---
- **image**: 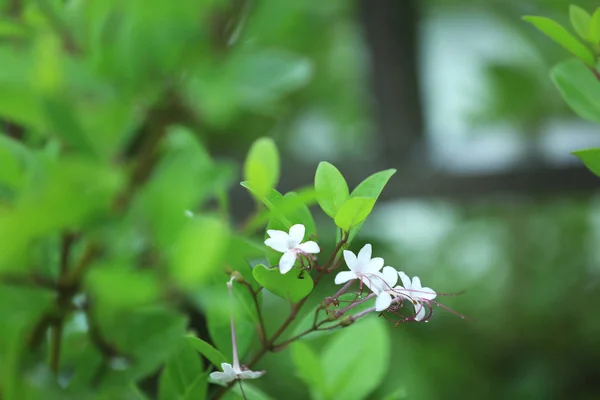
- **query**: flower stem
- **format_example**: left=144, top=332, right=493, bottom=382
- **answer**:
left=227, top=278, right=240, bottom=371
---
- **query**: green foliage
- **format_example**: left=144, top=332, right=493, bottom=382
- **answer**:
left=244, top=137, right=280, bottom=201
left=550, top=59, right=600, bottom=123
left=589, top=8, right=600, bottom=44
left=290, top=342, right=326, bottom=399
left=569, top=5, right=591, bottom=41
left=572, top=148, right=600, bottom=176
left=186, top=335, right=229, bottom=368
left=334, top=197, right=375, bottom=232
left=315, top=162, right=349, bottom=218
left=252, top=264, right=314, bottom=303
left=523, top=16, right=596, bottom=67
left=158, top=338, right=207, bottom=400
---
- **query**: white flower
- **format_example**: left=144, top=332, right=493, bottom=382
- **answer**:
left=371, top=266, right=399, bottom=312
left=395, top=272, right=437, bottom=321
left=209, top=362, right=265, bottom=385
left=334, top=244, right=385, bottom=291
left=264, top=224, right=320, bottom=274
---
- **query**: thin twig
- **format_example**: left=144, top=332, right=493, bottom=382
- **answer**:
left=239, top=281, right=267, bottom=346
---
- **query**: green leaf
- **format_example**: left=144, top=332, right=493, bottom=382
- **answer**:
left=85, top=264, right=159, bottom=312
left=314, top=162, right=349, bottom=218
left=572, top=148, right=600, bottom=177
left=570, top=5, right=592, bottom=40
left=334, top=197, right=375, bottom=232
left=226, top=382, right=275, bottom=400
left=551, top=59, right=600, bottom=123
left=252, top=264, right=314, bottom=303
left=523, top=16, right=595, bottom=67
left=101, top=308, right=188, bottom=385
left=244, top=137, right=280, bottom=200
left=589, top=8, right=600, bottom=43
left=186, top=335, right=229, bottom=368
left=291, top=342, right=326, bottom=397
left=351, top=168, right=396, bottom=200
left=158, top=338, right=207, bottom=400
left=171, top=216, right=229, bottom=291
left=322, top=317, right=390, bottom=400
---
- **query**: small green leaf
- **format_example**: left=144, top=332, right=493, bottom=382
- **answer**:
left=570, top=5, right=592, bottom=40
left=186, top=335, right=229, bottom=368
left=322, top=317, right=390, bottom=400
left=158, top=338, right=206, bottom=400
left=252, top=264, right=314, bottom=303
left=314, top=162, right=349, bottom=218
left=172, top=216, right=229, bottom=290
left=523, top=16, right=596, bottom=67
left=334, top=197, right=375, bottom=232
left=244, top=137, right=280, bottom=200
left=551, top=59, right=600, bottom=123
left=573, top=148, right=600, bottom=177
left=589, top=8, right=600, bottom=43
left=228, top=382, right=275, bottom=400
left=291, top=342, right=326, bottom=396
left=351, top=168, right=396, bottom=199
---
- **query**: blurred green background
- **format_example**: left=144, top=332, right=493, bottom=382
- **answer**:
left=2, top=0, right=600, bottom=399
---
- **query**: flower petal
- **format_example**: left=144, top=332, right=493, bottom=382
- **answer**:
left=221, top=363, right=235, bottom=375
left=343, top=250, right=357, bottom=270
left=238, top=369, right=265, bottom=380
left=289, top=224, right=305, bottom=245
left=209, top=371, right=235, bottom=385
left=414, top=302, right=427, bottom=321
left=363, top=257, right=384, bottom=274
left=298, top=241, right=320, bottom=254
left=265, top=237, right=288, bottom=253
left=278, top=251, right=297, bottom=274
left=411, top=276, right=422, bottom=290
left=398, top=271, right=412, bottom=289
left=417, top=286, right=437, bottom=301
left=266, top=230, right=289, bottom=241
left=334, top=270, right=357, bottom=285
left=375, top=291, right=393, bottom=311
left=381, top=266, right=399, bottom=288
left=357, top=244, right=372, bottom=266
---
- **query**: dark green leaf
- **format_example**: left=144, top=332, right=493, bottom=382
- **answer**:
left=290, top=342, right=326, bottom=395
left=252, top=264, right=313, bottom=303
left=322, top=317, right=390, bottom=400
left=158, top=338, right=206, bottom=400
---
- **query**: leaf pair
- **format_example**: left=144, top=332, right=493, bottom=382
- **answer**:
left=314, top=162, right=396, bottom=232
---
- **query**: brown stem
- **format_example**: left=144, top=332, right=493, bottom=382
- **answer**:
left=49, top=321, right=63, bottom=374
left=239, top=281, right=267, bottom=346
left=324, top=230, right=349, bottom=272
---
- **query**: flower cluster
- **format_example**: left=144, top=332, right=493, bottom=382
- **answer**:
left=334, top=243, right=437, bottom=322
left=264, top=224, right=450, bottom=323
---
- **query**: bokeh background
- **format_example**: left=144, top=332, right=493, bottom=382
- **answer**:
left=3, top=0, right=600, bottom=399
left=221, top=0, right=600, bottom=399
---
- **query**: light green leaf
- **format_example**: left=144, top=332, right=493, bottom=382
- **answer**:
left=322, top=317, right=390, bottom=400
left=171, top=216, right=229, bottom=290
left=334, top=197, right=375, bottom=232
left=252, top=264, right=314, bottom=303
left=158, top=338, right=207, bottom=400
left=351, top=168, right=396, bottom=199
left=570, top=5, right=592, bottom=40
left=589, top=8, right=600, bottom=43
left=244, top=137, right=280, bottom=200
left=551, top=59, right=600, bottom=123
left=523, top=16, right=595, bottom=67
left=572, top=148, right=600, bottom=177
left=314, top=162, right=349, bottom=218
left=186, top=335, right=229, bottom=368
left=291, top=342, right=326, bottom=397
